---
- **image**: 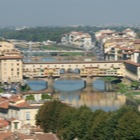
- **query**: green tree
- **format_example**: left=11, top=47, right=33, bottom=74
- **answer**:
left=117, top=83, right=129, bottom=94
left=61, top=106, right=94, bottom=140
left=21, top=84, right=31, bottom=92
left=41, top=94, right=52, bottom=100
left=36, top=100, right=73, bottom=133
left=26, top=95, right=35, bottom=101
left=85, top=110, right=111, bottom=140
left=115, top=110, right=140, bottom=140
left=0, top=88, right=3, bottom=93
left=131, top=81, right=139, bottom=90
left=103, top=106, right=138, bottom=140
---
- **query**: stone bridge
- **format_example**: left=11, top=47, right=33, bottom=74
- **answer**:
left=23, top=60, right=124, bottom=79
left=23, top=60, right=125, bottom=86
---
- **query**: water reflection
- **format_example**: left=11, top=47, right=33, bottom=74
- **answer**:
left=53, top=86, right=126, bottom=111
left=26, top=79, right=127, bottom=111
left=93, top=79, right=113, bottom=91
left=53, top=79, right=126, bottom=111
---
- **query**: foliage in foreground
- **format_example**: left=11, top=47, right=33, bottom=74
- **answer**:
left=36, top=100, right=140, bottom=140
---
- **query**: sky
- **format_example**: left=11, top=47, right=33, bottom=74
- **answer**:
left=0, top=0, right=140, bottom=26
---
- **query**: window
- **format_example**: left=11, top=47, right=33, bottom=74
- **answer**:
left=14, top=122, right=19, bottom=129
left=17, top=68, right=19, bottom=71
left=17, top=63, right=19, bottom=66
left=26, top=112, right=30, bottom=120
left=17, top=72, right=19, bottom=75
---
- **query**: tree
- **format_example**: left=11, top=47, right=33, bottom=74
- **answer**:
left=21, top=84, right=31, bottom=92
left=36, top=100, right=73, bottom=133
left=131, top=81, right=139, bottom=90
left=61, top=106, right=94, bottom=140
left=41, top=93, right=52, bottom=100
left=117, top=83, right=129, bottom=94
left=103, top=106, right=139, bottom=140
left=26, top=95, right=35, bottom=101
left=115, top=110, right=140, bottom=140
left=36, top=100, right=140, bottom=140
left=86, top=110, right=111, bottom=140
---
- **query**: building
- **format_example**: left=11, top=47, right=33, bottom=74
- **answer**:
left=0, top=131, right=59, bottom=140
left=0, top=40, right=140, bottom=82
left=61, top=31, right=92, bottom=49
left=0, top=95, right=40, bottom=129
left=0, top=41, right=23, bottom=83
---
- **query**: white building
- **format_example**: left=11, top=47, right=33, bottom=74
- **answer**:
left=61, top=31, right=92, bottom=49
left=0, top=95, right=40, bottom=129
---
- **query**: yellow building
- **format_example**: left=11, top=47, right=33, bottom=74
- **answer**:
left=0, top=41, right=23, bottom=82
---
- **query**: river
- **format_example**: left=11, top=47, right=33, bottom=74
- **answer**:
left=26, top=79, right=127, bottom=111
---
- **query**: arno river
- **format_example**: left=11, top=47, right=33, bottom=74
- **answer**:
left=27, top=79, right=127, bottom=111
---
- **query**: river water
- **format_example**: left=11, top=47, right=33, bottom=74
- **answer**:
left=26, top=79, right=127, bottom=111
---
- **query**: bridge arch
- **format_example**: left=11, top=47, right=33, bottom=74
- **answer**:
left=73, top=68, right=81, bottom=74
left=60, top=68, right=66, bottom=74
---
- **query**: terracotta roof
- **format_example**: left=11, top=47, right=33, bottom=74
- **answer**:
left=10, top=97, right=24, bottom=103
left=0, top=56, right=22, bottom=59
left=133, top=50, right=140, bottom=53
left=121, top=48, right=134, bottom=51
left=124, top=60, right=140, bottom=67
left=0, top=101, right=9, bottom=109
left=0, top=131, right=12, bottom=140
left=35, top=133, right=59, bottom=140
left=0, top=97, right=8, bottom=102
left=0, top=95, right=39, bottom=109
left=0, top=120, right=9, bottom=128
left=4, top=132, right=59, bottom=140
left=4, top=132, right=35, bottom=140
left=10, top=102, right=29, bottom=108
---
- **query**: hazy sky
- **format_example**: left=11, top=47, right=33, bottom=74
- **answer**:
left=0, top=0, right=140, bottom=26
